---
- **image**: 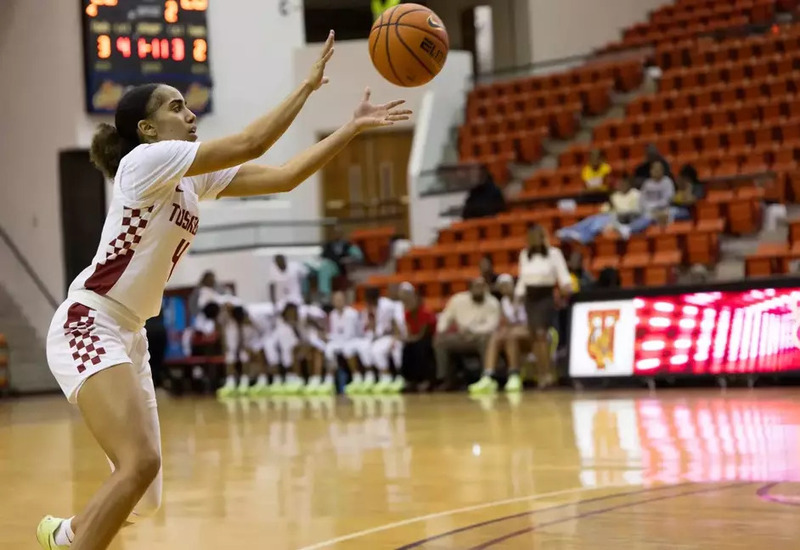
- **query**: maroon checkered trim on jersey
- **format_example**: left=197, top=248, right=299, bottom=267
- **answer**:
left=63, top=303, right=106, bottom=374
left=85, top=205, right=154, bottom=295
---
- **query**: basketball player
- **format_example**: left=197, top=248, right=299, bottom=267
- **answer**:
left=263, top=299, right=327, bottom=394
left=323, top=290, right=361, bottom=389
left=216, top=302, right=274, bottom=398
left=346, top=288, right=406, bottom=394
left=37, top=30, right=411, bottom=549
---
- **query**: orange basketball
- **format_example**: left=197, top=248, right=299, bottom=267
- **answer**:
left=369, top=3, right=449, bottom=87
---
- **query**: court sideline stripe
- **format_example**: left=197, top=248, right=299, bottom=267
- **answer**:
left=466, top=481, right=750, bottom=549
left=297, top=483, right=655, bottom=550
left=396, top=482, right=699, bottom=549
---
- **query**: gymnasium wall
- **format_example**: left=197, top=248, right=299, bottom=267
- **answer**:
left=527, top=0, right=672, bottom=62
left=426, top=0, right=532, bottom=71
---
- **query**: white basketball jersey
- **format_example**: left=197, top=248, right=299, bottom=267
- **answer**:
left=327, top=306, right=360, bottom=341
left=246, top=302, right=277, bottom=335
left=501, top=296, right=526, bottom=324
left=363, top=297, right=405, bottom=337
left=68, top=141, right=239, bottom=327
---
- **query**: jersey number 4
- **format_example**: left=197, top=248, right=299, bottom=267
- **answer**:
left=169, top=239, right=191, bottom=280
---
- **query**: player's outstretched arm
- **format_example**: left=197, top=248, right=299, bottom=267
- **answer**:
left=185, top=31, right=336, bottom=178
left=218, top=88, right=411, bottom=198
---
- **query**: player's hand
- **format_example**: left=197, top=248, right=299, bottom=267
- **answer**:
left=307, top=30, right=335, bottom=91
left=352, top=88, right=412, bottom=130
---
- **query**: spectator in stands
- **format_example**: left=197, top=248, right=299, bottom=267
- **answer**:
left=582, top=149, right=612, bottom=192
left=515, top=224, right=572, bottom=388
left=687, top=264, right=710, bottom=284
left=317, top=227, right=364, bottom=301
left=268, top=254, right=308, bottom=308
left=346, top=287, right=406, bottom=394
left=462, top=166, right=506, bottom=220
left=400, top=286, right=437, bottom=392
left=390, top=232, right=413, bottom=264
left=479, top=254, right=501, bottom=300
left=634, top=144, right=671, bottom=186
left=556, top=175, right=642, bottom=244
left=596, top=267, right=621, bottom=289
left=671, top=164, right=703, bottom=221
left=469, top=274, right=528, bottom=394
left=434, top=277, right=500, bottom=390
left=567, top=250, right=594, bottom=292
left=637, top=160, right=675, bottom=234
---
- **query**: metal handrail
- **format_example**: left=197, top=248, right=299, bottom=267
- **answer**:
left=0, top=224, right=59, bottom=310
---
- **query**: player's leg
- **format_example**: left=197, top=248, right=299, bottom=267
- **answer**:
left=303, top=331, right=327, bottom=392
left=41, top=363, right=162, bottom=550
left=248, top=348, right=270, bottom=396
left=345, top=338, right=371, bottom=394
left=280, top=333, right=303, bottom=394
left=469, top=328, right=505, bottom=394
left=235, top=350, right=252, bottom=394
left=263, top=334, right=284, bottom=393
left=370, top=336, right=394, bottom=392
left=388, top=339, right=406, bottom=393
left=217, top=339, right=241, bottom=397
left=503, top=325, right=529, bottom=392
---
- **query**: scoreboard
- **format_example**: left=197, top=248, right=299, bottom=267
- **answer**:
left=81, top=0, right=213, bottom=114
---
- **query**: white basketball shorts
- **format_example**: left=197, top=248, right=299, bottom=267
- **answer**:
left=47, top=300, right=155, bottom=405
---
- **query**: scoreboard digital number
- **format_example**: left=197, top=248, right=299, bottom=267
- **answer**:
left=81, top=0, right=213, bottom=114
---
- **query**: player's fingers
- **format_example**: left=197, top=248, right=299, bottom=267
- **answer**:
left=322, top=47, right=335, bottom=64
left=320, top=30, right=335, bottom=57
left=363, top=87, right=371, bottom=102
left=385, top=114, right=410, bottom=122
left=388, top=109, right=413, bottom=116
left=380, top=99, right=406, bottom=110
left=321, top=76, right=330, bottom=86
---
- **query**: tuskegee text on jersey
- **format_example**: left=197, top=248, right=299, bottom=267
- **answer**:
left=168, top=203, right=199, bottom=235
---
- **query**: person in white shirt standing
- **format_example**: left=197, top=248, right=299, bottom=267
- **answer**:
left=469, top=274, right=529, bottom=393
left=323, top=290, right=361, bottom=391
left=37, top=30, right=412, bottom=550
left=516, top=224, right=572, bottom=389
left=345, top=288, right=406, bottom=394
left=268, top=254, right=308, bottom=310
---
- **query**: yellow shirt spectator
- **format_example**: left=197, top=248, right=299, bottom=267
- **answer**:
left=582, top=162, right=612, bottom=190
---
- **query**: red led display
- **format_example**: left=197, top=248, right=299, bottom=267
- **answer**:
left=633, top=288, right=800, bottom=375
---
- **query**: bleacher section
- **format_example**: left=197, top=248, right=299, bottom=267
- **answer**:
left=361, top=0, right=800, bottom=309
left=602, top=0, right=779, bottom=52
left=459, top=59, right=644, bottom=185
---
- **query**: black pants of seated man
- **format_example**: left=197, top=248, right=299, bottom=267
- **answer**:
left=401, top=335, right=435, bottom=391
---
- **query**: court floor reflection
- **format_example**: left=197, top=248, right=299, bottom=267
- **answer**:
left=1, top=389, right=800, bottom=548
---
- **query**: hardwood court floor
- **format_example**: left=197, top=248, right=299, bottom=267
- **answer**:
left=2, top=389, right=800, bottom=549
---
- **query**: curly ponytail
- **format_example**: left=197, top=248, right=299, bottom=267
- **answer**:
left=89, top=123, right=124, bottom=179
left=89, top=83, right=163, bottom=179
